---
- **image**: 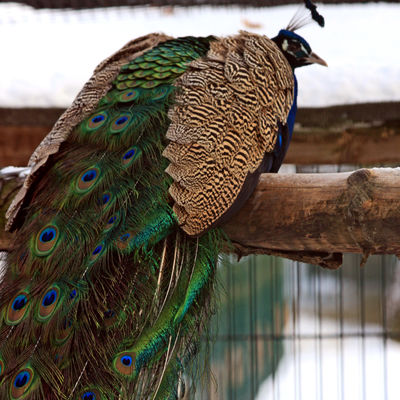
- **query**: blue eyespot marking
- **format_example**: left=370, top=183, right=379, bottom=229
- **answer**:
left=116, top=232, right=133, bottom=250
left=120, top=233, right=131, bottom=242
left=87, top=111, right=107, bottom=131
left=104, top=310, right=115, bottom=318
left=12, top=294, right=27, bottom=311
left=82, top=391, right=96, bottom=400
left=126, top=91, right=134, bottom=97
left=121, top=355, right=132, bottom=366
left=119, top=89, right=140, bottom=102
left=42, top=289, right=57, bottom=307
left=39, top=227, right=56, bottom=243
left=122, top=146, right=140, bottom=166
left=105, top=212, right=119, bottom=231
left=102, top=193, right=110, bottom=204
left=92, top=115, right=105, bottom=124
left=92, top=245, right=103, bottom=255
left=14, top=370, right=30, bottom=388
left=70, top=289, right=77, bottom=299
left=77, top=167, right=100, bottom=193
left=81, top=169, right=97, bottom=183
left=123, top=149, right=135, bottom=160
left=107, top=216, right=117, bottom=225
left=38, top=287, right=60, bottom=321
left=110, top=113, right=131, bottom=134
left=116, top=116, right=128, bottom=125
left=35, top=225, right=59, bottom=256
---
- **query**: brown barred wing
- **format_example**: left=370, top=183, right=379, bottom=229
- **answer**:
left=163, top=31, right=294, bottom=236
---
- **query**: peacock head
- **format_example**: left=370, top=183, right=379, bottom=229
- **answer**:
left=273, top=0, right=327, bottom=69
left=273, top=29, right=327, bottom=69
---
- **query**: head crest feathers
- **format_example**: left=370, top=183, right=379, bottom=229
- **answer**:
left=286, top=0, right=325, bottom=32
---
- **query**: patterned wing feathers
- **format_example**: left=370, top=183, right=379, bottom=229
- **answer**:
left=164, top=32, right=294, bottom=236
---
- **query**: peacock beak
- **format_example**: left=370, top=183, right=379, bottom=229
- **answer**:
left=306, top=51, right=328, bottom=67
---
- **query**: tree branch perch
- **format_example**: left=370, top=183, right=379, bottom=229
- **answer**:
left=222, top=168, right=400, bottom=268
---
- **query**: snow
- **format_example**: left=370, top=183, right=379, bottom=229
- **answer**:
left=255, top=254, right=400, bottom=400
left=256, top=316, right=400, bottom=400
left=0, top=166, right=31, bottom=178
left=0, top=3, right=399, bottom=107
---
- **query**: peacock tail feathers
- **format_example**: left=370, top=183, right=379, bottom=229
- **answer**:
left=1, top=34, right=221, bottom=399
left=0, top=29, right=299, bottom=399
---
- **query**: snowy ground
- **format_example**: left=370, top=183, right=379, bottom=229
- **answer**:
left=256, top=316, right=400, bottom=400
left=255, top=254, right=400, bottom=400
left=0, top=2, right=399, bottom=107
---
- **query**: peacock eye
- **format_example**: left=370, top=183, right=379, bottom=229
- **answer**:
left=10, top=367, right=36, bottom=398
left=80, top=388, right=103, bottom=400
left=288, top=41, right=301, bottom=52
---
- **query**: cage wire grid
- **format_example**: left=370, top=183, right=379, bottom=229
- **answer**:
left=202, top=229, right=400, bottom=400
left=198, top=164, right=400, bottom=400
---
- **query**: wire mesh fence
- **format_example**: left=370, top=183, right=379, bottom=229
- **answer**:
left=203, top=225, right=400, bottom=400
left=199, top=164, right=400, bottom=400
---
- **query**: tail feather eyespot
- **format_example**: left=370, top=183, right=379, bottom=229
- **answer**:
left=118, top=89, right=141, bottom=103
left=113, top=351, right=136, bottom=376
left=79, top=388, right=105, bottom=400
left=37, top=285, right=61, bottom=322
left=104, top=212, right=120, bottom=232
left=89, top=242, right=106, bottom=263
left=34, top=225, right=60, bottom=256
left=10, top=367, right=36, bottom=399
left=6, top=292, right=30, bottom=325
left=122, top=146, right=141, bottom=168
left=85, top=111, right=108, bottom=132
left=109, top=113, right=132, bottom=134
left=76, top=168, right=101, bottom=193
left=115, top=231, right=134, bottom=250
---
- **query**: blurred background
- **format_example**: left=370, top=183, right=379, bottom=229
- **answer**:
left=0, top=1, right=400, bottom=399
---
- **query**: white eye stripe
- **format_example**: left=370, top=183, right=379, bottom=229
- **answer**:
left=300, top=43, right=308, bottom=54
left=282, top=38, right=310, bottom=57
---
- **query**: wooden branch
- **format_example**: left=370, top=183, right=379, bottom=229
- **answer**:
left=0, top=108, right=62, bottom=167
left=222, top=168, right=400, bottom=268
left=1, top=168, right=400, bottom=268
left=1, top=102, right=400, bottom=166
left=290, top=102, right=400, bottom=165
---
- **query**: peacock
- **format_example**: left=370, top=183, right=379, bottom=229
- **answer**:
left=0, top=1, right=327, bottom=399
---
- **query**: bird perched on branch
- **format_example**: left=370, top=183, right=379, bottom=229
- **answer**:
left=0, top=1, right=326, bottom=399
